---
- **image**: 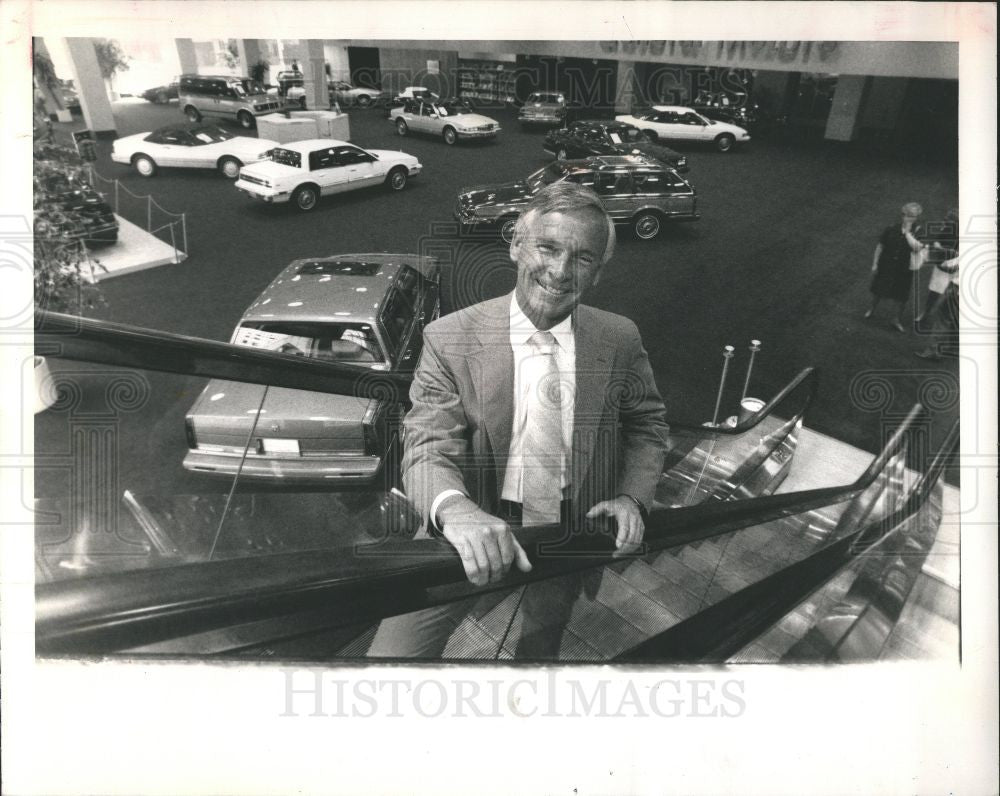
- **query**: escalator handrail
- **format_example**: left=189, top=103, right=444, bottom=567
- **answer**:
left=614, top=417, right=958, bottom=662
left=35, top=404, right=930, bottom=655
left=36, top=311, right=814, bottom=435
left=35, top=310, right=413, bottom=404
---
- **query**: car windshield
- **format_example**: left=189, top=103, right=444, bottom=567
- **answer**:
left=270, top=148, right=302, bottom=168
left=610, top=127, right=646, bottom=144
left=633, top=112, right=658, bottom=121
left=525, top=162, right=570, bottom=192
left=190, top=125, right=235, bottom=145
left=438, top=100, right=473, bottom=115
left=232, top=79, right=267, bottom=97
left=528, top=92, right=563, bottom=104
left=233, top=322, right=384, bottom=363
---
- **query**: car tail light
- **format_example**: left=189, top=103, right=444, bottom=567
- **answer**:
left=184, top=417, right=197, bottom=449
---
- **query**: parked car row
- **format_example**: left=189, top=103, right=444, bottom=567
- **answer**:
left=96, top=80, right=760, bottom=487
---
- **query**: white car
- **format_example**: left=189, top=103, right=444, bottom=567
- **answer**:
left=111, top=123, right=279, bottom=178
left=234, top=138, right=422, bottom=211
left=615, top=105, right=751, bottom=152
left=390, top=98, right=501, bottom=144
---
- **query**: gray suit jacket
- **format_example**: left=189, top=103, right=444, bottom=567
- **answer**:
left=402, top=294, right=668, bottom=527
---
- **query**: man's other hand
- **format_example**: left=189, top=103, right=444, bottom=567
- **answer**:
left=438, top=496, right=532, bottom=586
left=586, top=496, right=645, bottom=554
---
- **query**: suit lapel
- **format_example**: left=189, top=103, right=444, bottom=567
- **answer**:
left=571, top=306, right=612, bottom=502
left=468, top=298, right=514, bottom=482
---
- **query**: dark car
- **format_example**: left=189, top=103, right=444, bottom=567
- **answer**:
left=518, top=91, right=578, bottom=126
left=543, top=120, right=689, bottom=173
left=456, top=154, right=699, bottom=242
left=688, top=91, right=760, bottom=130
left=140, top=78, right=180, bottom=104
left=183, top=253, right=440, bottom=483
left=45, top=186, right=119, bottom=247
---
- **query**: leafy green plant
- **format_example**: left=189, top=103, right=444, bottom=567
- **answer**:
left=33, top=143, right=107, bottom=314
left=250, top=57, right=270, bottom=85
left=93, top=39, right=130, bottom=80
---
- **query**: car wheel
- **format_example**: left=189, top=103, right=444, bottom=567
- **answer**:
left=237, top=110, right=255, bottom=130
left=298, top=96, right=307, bottom=110
left=218, top=156, right=242, bottom=179
left=715, top=133, right=735, bottom=152
left=556, top=147, right=568, bottom=160
left=184, top=106, right=201, bottom=123
left=156, top=91, right=169, bottom=104
left=499, top=216, right=518, bottom=244
left=132, top=154, right=157, bottom=177
left=642, top=129, right=659, bottom=142
left=356, top=94, right=372, bottom=108
left=396, top=119, right=408, bottom=136
left=386, top=167, right=408, bottom=191
left=292, top=185, right=319, bottom=212
left=633, top=212, right=662, bottom=240
left=443, top=126, right=458, bottom=146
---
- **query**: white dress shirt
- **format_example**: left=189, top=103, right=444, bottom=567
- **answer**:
left=430, top=294, right=576, bottom=526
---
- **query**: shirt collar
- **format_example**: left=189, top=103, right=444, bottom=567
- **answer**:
left=509, top=293, right=574, bottom=352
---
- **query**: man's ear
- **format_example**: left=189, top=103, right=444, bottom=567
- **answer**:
left=509, top=232, right=521, bottom=265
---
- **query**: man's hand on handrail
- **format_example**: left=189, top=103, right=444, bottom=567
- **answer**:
left=437, top=495, right=533, bottom=586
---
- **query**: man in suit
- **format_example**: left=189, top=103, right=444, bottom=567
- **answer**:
left=367, top=181, right=668, bottom=657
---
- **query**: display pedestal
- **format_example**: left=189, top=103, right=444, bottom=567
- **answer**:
left=256, top=111, right=351, bottom=143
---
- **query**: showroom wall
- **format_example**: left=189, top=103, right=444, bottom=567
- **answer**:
left=376, top=47, right=459, bottom=97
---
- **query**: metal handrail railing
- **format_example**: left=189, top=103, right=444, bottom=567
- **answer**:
left=35, top=405, right=930, bottom=655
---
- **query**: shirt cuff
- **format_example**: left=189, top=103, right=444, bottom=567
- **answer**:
left=617, top=493, right=649, bottom=523
left=430, top=489, right=467, bottom=532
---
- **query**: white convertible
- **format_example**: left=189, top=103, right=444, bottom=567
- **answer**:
left=615, top=105, right=751, bottom=152
left=234, top=139, right=422, bottom=211
left=111, top=123, right=278, bottom=178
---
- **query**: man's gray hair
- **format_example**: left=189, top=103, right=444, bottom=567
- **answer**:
left=901, top=202, right=923, bottom=217
left=513, top=181, right=616, bottom=263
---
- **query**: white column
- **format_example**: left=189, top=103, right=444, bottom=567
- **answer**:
left=824, top=75, right=869, bottom=142
left=302, top=39, right=329, bottom=110
left=34, top=37, right=72, bottom=122
left=323, top=42, right=351, bottom=82
left=175, top=38, right=199, bottom=75
left=237, top=39, right=266, bottom=80
left=63, top=37, right=115, bottom=135
left=614, top=60, right=638, bottom=113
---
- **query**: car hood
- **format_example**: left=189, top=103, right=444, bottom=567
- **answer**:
left=458, top=180, right=532, bottom=208
left=628, top=142, right=684, bottom=162
left=705, top=118, right=749, bottom=135
left=113, top=131, right=151, bottom=150
left=366, top=149, right=418, bottom=166
left=188, top=379, right=375, bottom=438
left=446, top=113, right=498, bottom=128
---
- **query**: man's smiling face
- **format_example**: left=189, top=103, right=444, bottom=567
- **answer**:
left=511, top=207, right=608, bottom=330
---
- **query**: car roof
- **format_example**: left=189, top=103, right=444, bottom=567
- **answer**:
left=579, top=154, right=664, bottom=169
left=648, top=105, right=698, bottom=113
left=242, top=253, right=435, bottom=324
left=181, top=74, right=251, bottom=81
left=271, top=138, right=354, bottom=153
left=149, top=123, right=227, bottom=136
left=571, top=119, right=637, bottom=129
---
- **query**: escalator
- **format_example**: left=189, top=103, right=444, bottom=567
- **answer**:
left=33, top=311, right=960, bottom=661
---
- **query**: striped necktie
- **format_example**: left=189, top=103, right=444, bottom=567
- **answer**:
left=522, top=330, right=564, bottom=525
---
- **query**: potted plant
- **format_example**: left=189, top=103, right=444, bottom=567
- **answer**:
left=34, top=142, right=108, bottom=411
left=93, top=38, right=130, bottom=101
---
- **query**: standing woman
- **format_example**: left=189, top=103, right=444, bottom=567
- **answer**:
left=866, top=202, right=926, bottom=332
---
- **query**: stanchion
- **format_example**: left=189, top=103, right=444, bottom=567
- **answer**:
left=711, top=345, right=735, bottom=426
